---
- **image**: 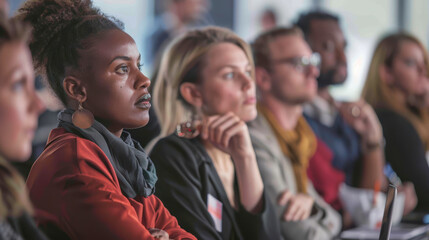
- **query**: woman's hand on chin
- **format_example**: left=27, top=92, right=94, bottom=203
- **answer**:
left=201, top=112, right=263, bottom=212
left=200, top=112, right=255, bottom=160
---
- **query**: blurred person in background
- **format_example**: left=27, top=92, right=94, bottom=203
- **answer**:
left=147, top=0, right=210, bottom=65
left=150, top=26, right=281, bottom=240
left=296, top=11, right=417, bottom=220
left=362, top=32, right=429, bottom=212
left=250, top=26, right=341, bottom=239
left=0, top=15, right=47, bottom=239
left=260, top=8, right=277, bottom=31
left=296, top=11, right=386, bottom=194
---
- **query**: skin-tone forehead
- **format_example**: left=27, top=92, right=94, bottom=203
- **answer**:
left=398, top=41, right=425, bottom=60
left=268, top=35, right=312, bottom=59
left=203, top=42, right=250, bottom=71
left=0, top=42, right=32, bottom=84
left=308, top=19, right=345, bottom=43
left=78, top=29, right=140, bottom=69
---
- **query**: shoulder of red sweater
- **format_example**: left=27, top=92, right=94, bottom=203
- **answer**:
left=46, top=128, right=102, bottom=151
left=40, top=127, right=110, bottom=167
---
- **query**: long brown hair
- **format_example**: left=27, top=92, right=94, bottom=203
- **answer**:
left=362, top=33, right=429, bottom=150
left=0, top=16, right=34, bottom=220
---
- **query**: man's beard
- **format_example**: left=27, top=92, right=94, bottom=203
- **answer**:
left=317, top=66, right=347, bottom=88
left=317, top=68, right=338, bottom=88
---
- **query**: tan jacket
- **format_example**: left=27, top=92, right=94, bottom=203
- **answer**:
left=248, top=113, right=342, bottom=240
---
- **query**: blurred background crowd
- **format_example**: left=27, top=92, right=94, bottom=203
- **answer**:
left=9, top=0, right=429, bottom=101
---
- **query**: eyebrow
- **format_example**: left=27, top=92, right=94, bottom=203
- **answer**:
left=109, top=54, right=141, bottom=64
left=215, top=63, right=251, bottom=72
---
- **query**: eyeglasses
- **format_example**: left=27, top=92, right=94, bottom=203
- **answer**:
left=271, top=52, right=321, bottom=73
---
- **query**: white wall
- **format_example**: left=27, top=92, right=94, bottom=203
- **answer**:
left=93, top=0, right=154, bottom=74
left=234, top=0, right=312, bottom=41
left=409, top=0, right=429, bottom=50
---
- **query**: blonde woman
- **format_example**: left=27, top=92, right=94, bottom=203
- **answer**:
left=362, top=33, right=428, bottom=211
left=150, top=26, right=280, bottom=240
left=0, top=16, right=46, bottom=239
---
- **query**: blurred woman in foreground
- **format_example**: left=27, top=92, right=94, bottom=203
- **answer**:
left=0, top=16, right=46, bottom=239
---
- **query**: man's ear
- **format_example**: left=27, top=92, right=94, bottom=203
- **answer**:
left=63, top=76, right=87, bottom=103
left=180, top=82, right=203, bottom=107
left=255, top=66, right=272, bottom=92
left=379, top=64, right=394, bottom=85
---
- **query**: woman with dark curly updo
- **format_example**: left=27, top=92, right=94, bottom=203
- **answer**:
left=0, top=15, right=47, bottom=240
left=16, top=0, right=196, bottom=239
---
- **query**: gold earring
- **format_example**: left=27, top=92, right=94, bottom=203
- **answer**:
left=72, top=102, right=94, bottom=129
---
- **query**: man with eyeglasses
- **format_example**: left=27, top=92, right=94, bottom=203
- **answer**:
left=248, top=27, right=341, bottom=240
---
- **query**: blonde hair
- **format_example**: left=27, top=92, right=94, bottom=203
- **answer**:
left=362, top=32, right=429, bottom=150
left=0, top=157, right=33, bottom=219
left=152, top=26, right=254, bottom=139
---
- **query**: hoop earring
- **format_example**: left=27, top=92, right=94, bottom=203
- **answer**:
left=72, top=102, right=94, bottom=129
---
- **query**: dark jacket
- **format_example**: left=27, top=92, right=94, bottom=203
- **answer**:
left=150, top=134, right=281, bottom=240
left=0, top=213, right=48, bottom=240
left=376, top=108, right=429, bottom=211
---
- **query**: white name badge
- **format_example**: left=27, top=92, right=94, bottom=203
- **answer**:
left=207, top=193, right=222, bottom=232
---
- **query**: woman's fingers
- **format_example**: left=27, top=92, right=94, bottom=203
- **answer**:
left=220, top=121, right=245, bottom=148
left=282, top=194, right=314, bottom=221
left=201, top=114, right=223, bottom=139
left=200, top=112, right=253, bottom=158
left=277, top=190, right=293, bottom=206
left=285, top=200, right=301, bottom=221
left=204, top=113, right=232, bottom=141
left=210, top=114, right=240, bottom=144
left=203, top=112, right=245, bottom=149
left=301, top=205, right=312, bottom=220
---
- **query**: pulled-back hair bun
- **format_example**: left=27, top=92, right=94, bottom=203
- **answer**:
left=15, top=0, right=124, bottom=105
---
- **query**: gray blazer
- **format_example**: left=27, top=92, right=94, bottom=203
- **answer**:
left=248, top=113, right=342, bottom=240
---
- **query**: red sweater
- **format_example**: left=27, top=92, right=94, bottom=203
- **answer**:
left=307, top=138, right=345, bottom=211
left=27, top=128, right=196, bottom=240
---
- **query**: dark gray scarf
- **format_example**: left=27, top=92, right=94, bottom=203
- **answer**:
left=57, top=109, right=157, bottom=198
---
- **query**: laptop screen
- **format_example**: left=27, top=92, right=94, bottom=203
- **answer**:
left=379, top=184, right=397, bottom=240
